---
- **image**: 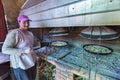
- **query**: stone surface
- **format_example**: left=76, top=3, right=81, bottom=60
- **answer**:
left=44, top=42, right=120, bottom=80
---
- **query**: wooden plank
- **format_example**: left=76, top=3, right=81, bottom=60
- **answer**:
left=29, top=15, right=85, bottom=28
left=92, top=0, right=120, bottom=12
left=29, top=10, right=120, bottom=28
left=84, top=10, right=120, bottom=26
left=28, top=6, right=69, bottom=21
left=20, top=0, right=80, bottom=15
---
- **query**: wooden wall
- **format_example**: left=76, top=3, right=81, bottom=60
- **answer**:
left=20, top=0, right=120, bottom=28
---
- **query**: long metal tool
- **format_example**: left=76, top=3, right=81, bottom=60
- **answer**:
left=56, top=51, right=71, bottom=60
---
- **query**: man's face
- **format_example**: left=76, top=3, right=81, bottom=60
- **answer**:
left=19, top=20, right=30, bottom=30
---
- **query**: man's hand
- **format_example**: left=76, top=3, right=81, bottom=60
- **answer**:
left=23, top=48, right=34, bottom=54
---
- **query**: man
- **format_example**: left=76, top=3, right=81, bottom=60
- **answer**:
left=2, top=15, right=37, bottom=80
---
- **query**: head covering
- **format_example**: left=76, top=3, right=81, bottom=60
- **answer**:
left=17, top=15, right=31, bottom=22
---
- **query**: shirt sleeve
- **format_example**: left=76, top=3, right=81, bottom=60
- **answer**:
left=2, top=30, right=23, bottom=56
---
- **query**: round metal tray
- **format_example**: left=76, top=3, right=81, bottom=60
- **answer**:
left=50, top=40, right=68, bottom=47
left=83, top=44, right=113, bottom=55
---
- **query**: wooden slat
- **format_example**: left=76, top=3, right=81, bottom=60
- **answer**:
left=20, top=0, right=79, bottom=15
left=29, top=10, right=120, bottom=28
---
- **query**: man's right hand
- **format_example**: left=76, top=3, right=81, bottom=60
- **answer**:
left=24, top=48, right=31, bottom=54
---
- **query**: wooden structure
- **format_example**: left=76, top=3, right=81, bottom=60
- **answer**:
left=34, top=27, right=120, bottom=80
left=20, top=0, right=120, bottom=28
left=0, top=0, right=7, bottom=42
left=1, top=0, right=120, bottom=79
left=19, top=0, right=120, bottom=80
